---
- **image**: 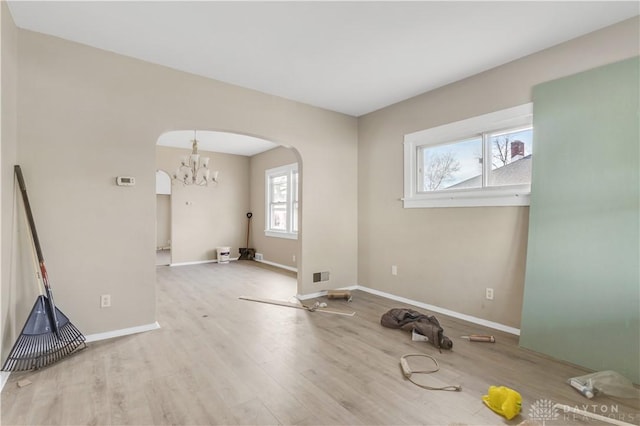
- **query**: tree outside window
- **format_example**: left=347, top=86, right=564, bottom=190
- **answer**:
left=403, top=103, right=533, bottom=208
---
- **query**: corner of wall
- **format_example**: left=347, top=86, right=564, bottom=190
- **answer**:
left=1, top=0, right=20, bottom=370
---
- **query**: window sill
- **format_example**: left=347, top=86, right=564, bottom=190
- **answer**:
left=402, top=186, right=530, bottom=208
left=265, top=230, right=298, bottom=240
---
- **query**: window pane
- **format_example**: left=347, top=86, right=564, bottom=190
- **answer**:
left=292, top=202, right=298, bottom=232
left=421, top=137, right=482, bottom=191
left=489, top=127, right=533, bottom=186
left=291, top=170, right=298, bottom=203
left=265, top=163, right=298, bottom=236
left=270, top=175, right=288, bottom=203
left=270, top=203, right=287, bottom=230
left=291, top=170, right=298, bottom=232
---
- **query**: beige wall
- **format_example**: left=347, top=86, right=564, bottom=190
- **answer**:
left=1, top=1, right=21, bottom=366
left=156, top=146, right=250, bottom=264
left=249, top=146, right=299, bottom=269
left=7, top=28, right=357, bottom=340
left=357, top=17, right=640, bottom=329
left=155, top=194, right=170, bottom=250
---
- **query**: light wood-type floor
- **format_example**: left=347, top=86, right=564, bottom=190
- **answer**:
left=2, top=261, right=638, bottom=425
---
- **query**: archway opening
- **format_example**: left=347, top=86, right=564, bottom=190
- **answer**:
left=155, top=129, right=302, bottom=293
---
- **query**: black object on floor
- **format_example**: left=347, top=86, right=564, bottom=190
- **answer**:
left=239, top=212, right=255, bottom=260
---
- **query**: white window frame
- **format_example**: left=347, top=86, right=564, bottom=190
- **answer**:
left=265, top=163, right=298, bottom=239
left=403, top=103, right=533, bottom=208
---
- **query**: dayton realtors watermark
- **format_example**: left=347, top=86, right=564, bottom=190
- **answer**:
left=529, top=399, right=637, bottom=424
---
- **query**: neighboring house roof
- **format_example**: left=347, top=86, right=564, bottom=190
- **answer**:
left=447, top=155, right=532, bottom=189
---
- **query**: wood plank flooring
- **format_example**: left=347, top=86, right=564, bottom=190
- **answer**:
left=2, top=261, right=638, bottom=425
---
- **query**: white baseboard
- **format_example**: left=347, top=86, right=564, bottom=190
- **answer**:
left=298, top=285, right=520, bottom=336
left=84, top=321, right=161, bottom=343
left=255, top=258, right=298, bottom=273
left=0, top=371, right=10, bottom=393
left=170, top=259, right=216, bottom=267
left=357, top=286, right=520, bottom=335
left=170, top=258, right=239, bottom=267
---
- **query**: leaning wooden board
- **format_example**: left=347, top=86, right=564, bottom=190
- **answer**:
left=239, top=296, right=356, bottom=316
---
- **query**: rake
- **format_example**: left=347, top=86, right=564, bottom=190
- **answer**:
left=1, top=165, right=86, bottom=372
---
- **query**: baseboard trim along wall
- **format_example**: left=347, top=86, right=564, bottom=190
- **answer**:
left=300, top=285, right=520, bottom=336
left=170, top=258, right=238, bottom=267
left=170, top=259, right=216, bottom=267
left=84, top=321, right=161, bottom=343
left=255, top=258, right=298, bottom=273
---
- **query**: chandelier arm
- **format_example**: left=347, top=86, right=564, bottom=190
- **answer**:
left=172, top=130, right=218, bottom=186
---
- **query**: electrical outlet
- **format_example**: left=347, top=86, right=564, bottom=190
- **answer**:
left=391, top=265, right=398, bottom=276
left=101, top=294, right=111, bottom=308
left=292, top=255, right=296, bottom=262
left=485, top=288, right=494, bottom=300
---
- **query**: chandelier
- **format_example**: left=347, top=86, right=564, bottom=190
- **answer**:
left=173, top=130, right=219, bottom=186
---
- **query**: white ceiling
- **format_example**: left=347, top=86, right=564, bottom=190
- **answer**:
left=7, top=1, right=639, bottom=154
left=157, top=130, right=278, bottom=156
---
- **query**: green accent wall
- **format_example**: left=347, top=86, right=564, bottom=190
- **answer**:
left=521, top=57, right=639, bottom=383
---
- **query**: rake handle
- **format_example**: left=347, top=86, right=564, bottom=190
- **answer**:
left=14, top=166, right=45, bottom=264
left=15, top=165, right=60, bottom=334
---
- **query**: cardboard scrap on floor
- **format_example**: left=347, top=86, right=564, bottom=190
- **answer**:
left=17, top=379, right=32, bottom=388
left=239, top=296, right=355, bottom=316
left=326, top=289, right=353, bottom=302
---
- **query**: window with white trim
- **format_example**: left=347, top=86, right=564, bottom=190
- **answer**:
left=403, top=103, right=533, bottom=208
left=265, top=163, right=298, bottom=239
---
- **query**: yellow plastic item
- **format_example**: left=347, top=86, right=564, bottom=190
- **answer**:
left=482, top=386, right=522, bottom=420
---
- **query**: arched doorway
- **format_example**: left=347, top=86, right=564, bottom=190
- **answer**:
left=155, top=130, right=302, bottom=291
